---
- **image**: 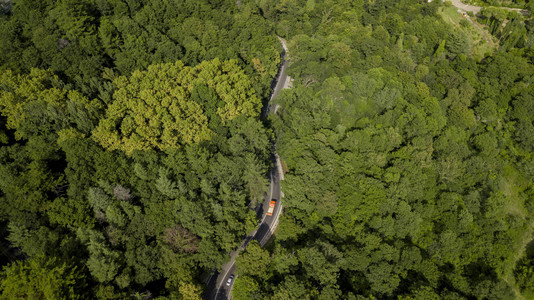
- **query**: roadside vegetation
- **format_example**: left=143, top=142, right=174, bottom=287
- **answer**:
left=244, top=0, right=534, bottom=299
left=1, top=0, right=534, bottom=299
left=439, top=4, right=497, bottom=59
left=0, top=0, right=278, bottom=298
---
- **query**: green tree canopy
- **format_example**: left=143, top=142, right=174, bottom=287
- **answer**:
left=0, top=256, right=87, bottom=299
left=236, top=240, right=270, bottom=278
left=0, top=68, right=102, bottom=140
left=92, top=59, right=261, bottom=155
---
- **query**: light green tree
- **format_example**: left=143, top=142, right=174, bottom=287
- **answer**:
left=232, top=275, right=260, bottom=300
left=236, top=240, right=271, bottom=278
left=0, top=256, right=86, bottom=299
left=92, top=59, right=261, bottom=155
left=0, top=69, right=102, bottom=140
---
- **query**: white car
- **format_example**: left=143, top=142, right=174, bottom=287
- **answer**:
left=226, top=274, right=235, bottom=286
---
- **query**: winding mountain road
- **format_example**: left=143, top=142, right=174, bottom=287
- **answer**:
left=204, top=37, right=290, bottom=300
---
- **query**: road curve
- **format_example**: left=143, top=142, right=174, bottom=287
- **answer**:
left=204, top=37, right=290, bottom=300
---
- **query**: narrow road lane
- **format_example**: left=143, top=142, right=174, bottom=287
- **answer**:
left=204, top=37, right=291, bottom=300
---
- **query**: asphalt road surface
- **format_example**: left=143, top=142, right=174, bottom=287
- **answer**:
left=204, top=37, right=290, bottom=300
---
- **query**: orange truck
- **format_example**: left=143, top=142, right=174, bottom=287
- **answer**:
left=266, top=199, right=276, bottom=216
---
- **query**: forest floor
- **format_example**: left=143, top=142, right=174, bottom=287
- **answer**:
left=439, top=6, right=497, bottom=59
left=441, top=3, right=532, bottom=298
left=501, top=164, right=533, bottom=300
left=451, top=0, right=528, bottom=14
left=503, top=218, right=533, bottom=300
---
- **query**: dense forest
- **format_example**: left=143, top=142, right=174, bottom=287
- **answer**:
left=240, top=0, right=534, bottom=299
left=1, top=0, right=534, bottom=299
left=0, top=0, right=279, bottom=298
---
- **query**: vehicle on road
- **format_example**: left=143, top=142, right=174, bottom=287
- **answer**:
left=266, top=199, right=276, bottom=216
left=226, top=275, right=234, bottom=286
